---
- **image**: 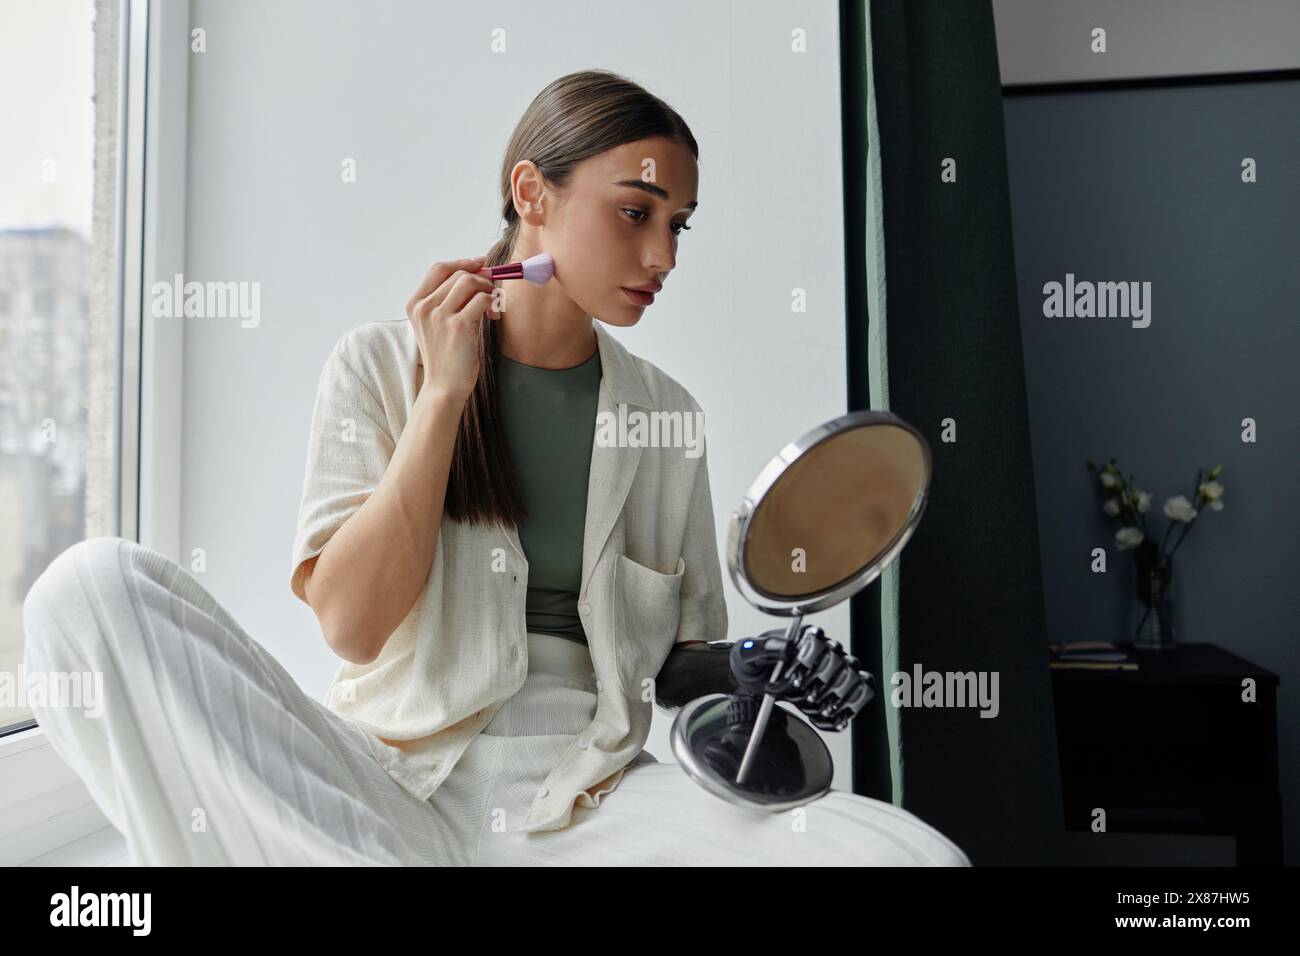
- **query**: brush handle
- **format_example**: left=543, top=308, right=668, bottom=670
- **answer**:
left=482, top=263, right=526, bottom=280
left=478, top=251, right=554, bottom=285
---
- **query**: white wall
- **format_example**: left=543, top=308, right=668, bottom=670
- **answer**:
left=162, top=0, right=854, bottom=784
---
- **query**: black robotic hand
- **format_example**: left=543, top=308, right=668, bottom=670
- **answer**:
left=730, top=624, right=876, bottom=732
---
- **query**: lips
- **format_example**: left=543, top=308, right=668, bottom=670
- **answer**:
left=621, top=287, right=655, bottom=306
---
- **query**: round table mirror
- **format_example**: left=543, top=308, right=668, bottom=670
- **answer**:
left=671, top=410, right=932, bottom=810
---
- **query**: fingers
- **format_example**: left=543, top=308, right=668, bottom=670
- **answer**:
left=435, top=271, right=495, bottom=316
left=410, top=268, right=493, bottom=323
left=405, top=256, right=487, bottom=317
left=460, top=290, right=496, bottom=322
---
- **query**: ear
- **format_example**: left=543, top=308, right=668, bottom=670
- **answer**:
left=510, top=160, right=548, bottom=228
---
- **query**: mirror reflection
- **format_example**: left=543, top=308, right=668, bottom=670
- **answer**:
left=742, top=423, right=928, bottom=601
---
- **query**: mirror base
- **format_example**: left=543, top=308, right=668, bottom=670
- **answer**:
left=669, top=693, right=835, bottom=812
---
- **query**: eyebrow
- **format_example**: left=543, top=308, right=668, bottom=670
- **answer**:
left=612, top=179, right=698, bottom=210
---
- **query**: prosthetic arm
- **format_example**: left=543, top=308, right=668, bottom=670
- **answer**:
left=653, top=624, right=875, bottom=730
left=653, top=641, right=738, bottom=710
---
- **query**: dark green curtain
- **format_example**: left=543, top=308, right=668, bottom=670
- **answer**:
left=841, top=0, right=1065, bottom=865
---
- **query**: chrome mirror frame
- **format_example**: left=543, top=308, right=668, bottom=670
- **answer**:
left=724, top=409, right=932, bottom=616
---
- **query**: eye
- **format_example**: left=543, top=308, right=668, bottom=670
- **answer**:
left=622, top=207, right=693, bottom=236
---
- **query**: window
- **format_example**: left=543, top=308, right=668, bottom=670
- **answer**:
left=0, top=0, right=133, bottom=738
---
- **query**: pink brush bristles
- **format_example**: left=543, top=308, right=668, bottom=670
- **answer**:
left=481, top=252, right=554, bottom=285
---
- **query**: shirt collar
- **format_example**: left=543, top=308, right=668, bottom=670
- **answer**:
left=592, top=320, right=653, bottom=410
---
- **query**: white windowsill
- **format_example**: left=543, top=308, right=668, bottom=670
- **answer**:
left=0, top=725, right=110, bottom=866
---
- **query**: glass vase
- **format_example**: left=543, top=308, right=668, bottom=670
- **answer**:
left=1133, top=541, right=1175, bottom=650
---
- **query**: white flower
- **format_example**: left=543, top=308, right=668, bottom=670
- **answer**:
left=1115, top=526, right=1144, bottom=550
left=1164, top=495, right=1198, bottom=523
left=1099, top=472, right=1117, bottom=489
left=1199, top=479, right=1224, bottom=501
left=1136, top=491, right=1151, bottom=513
left=1103, top=498, right=1121, bottom=516
left=1208, top=498, right=1224, bottom=511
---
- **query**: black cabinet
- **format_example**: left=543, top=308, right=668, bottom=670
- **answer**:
left=1052, top=643, right=1282, bottom=866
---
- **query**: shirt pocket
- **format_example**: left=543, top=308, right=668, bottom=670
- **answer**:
left=613, top=553, right=686, bottom=700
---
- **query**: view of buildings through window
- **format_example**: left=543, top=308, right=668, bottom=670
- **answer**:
left=1, top=0, right=106, bottom=732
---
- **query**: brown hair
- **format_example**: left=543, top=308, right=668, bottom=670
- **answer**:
left=444, top=69, right=700, bottom=529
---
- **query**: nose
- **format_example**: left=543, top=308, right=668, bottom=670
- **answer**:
left=644, top=227, right=677, bottom=276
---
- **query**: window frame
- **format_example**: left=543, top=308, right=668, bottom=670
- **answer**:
left=0, top=0, right=187, bottom=863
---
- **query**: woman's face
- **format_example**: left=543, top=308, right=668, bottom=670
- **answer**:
left=521, top=136, right=699, bottom=328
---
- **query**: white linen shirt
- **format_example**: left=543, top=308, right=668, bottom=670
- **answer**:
left=290, top=318, right=729, bottom=832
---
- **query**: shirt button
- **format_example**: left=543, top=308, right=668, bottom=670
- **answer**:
left=538, top=786, right=549, bottom=798
left=576, top=737, right=588, bottom=749
left=580, top=603, right=591, bottom=615
left=510, top=646, right=520, bottom=661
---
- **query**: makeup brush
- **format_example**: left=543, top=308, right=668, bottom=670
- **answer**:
left=477, top=251, right=554, bottom=285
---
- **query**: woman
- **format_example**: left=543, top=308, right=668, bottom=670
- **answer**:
left=22, top=69, right=970, bottom=866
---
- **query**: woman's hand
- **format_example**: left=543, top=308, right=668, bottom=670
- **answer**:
left=405, top=256, right=502, bottom=401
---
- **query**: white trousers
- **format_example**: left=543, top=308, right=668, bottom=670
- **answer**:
left=20, top=537, right=971, bottom=867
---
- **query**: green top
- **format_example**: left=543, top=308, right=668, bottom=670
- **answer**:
left=496, top=341, right=603, bottom=647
